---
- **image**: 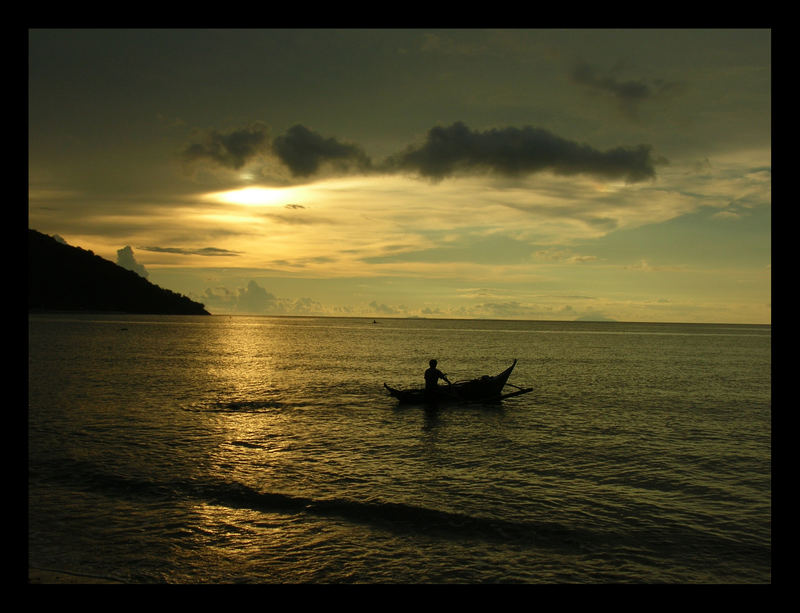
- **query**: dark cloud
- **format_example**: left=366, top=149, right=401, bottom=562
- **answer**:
left=182, top=123, right=269, bottom=169
left=272, top=124, right=372, bottom=177
left=384, top=122, right=658, bottom=183
left=138, top=246, right=241, bottom=256
left=570, top=62, right=681, bottom=118
left=571, top=62, right=650, bottom=101
left=183, top=121, right=660, bottom=184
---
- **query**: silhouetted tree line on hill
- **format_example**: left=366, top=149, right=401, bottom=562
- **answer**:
left=29, top=229, right=209, bottom=315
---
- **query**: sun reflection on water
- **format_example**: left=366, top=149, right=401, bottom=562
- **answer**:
left=192, top=318, right=295, bottom=487
left=201, top=318, right=282, bottom=393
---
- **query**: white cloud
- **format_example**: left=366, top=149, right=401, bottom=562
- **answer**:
left=116, top=246, right=149, bottom=278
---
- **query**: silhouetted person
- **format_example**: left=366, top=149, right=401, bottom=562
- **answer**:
left=425, top=359, right=451, bottom=392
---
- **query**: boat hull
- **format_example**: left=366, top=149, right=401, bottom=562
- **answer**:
left=385, top=360, right=523, bottom=404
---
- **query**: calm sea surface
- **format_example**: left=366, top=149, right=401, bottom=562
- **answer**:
left=28, top=314, right=771, bottom=583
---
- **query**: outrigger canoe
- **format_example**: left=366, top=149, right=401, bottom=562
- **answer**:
left=384, top=359, right=532, bottom=404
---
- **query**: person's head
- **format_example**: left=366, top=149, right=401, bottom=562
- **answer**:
left=429, top=359, right=437, bottom=367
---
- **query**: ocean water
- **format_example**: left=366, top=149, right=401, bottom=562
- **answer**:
left=28, top=313, right=771, bottom=583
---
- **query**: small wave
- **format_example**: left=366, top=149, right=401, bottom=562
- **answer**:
left=31, top=460, right=593, bottom=548
left=226, top=440, right=265, bottom=450
left=171, top=477, right=587, bottom=548
left=31, top=460, right=771, bottom=566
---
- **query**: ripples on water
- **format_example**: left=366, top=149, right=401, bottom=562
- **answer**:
left=28, top=314, right=770, bottom=583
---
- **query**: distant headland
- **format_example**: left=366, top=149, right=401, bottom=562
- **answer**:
left=29, top=229, right=209, bottom=315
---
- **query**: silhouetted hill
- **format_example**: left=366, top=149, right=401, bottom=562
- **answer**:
left=29, top=229, right=209, bottom=315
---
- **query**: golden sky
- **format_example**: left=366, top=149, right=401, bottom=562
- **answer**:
left=29, top=29, right=770, bottom=323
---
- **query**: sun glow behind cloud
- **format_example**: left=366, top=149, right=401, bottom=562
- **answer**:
left=180, top=167, right=755, bottom=280
left=29, top=150, right=769, bottom=288
left=204, top=185, right=313, bottom=207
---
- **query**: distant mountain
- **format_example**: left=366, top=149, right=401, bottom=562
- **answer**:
left=29, top=229, right=209, bottom=315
